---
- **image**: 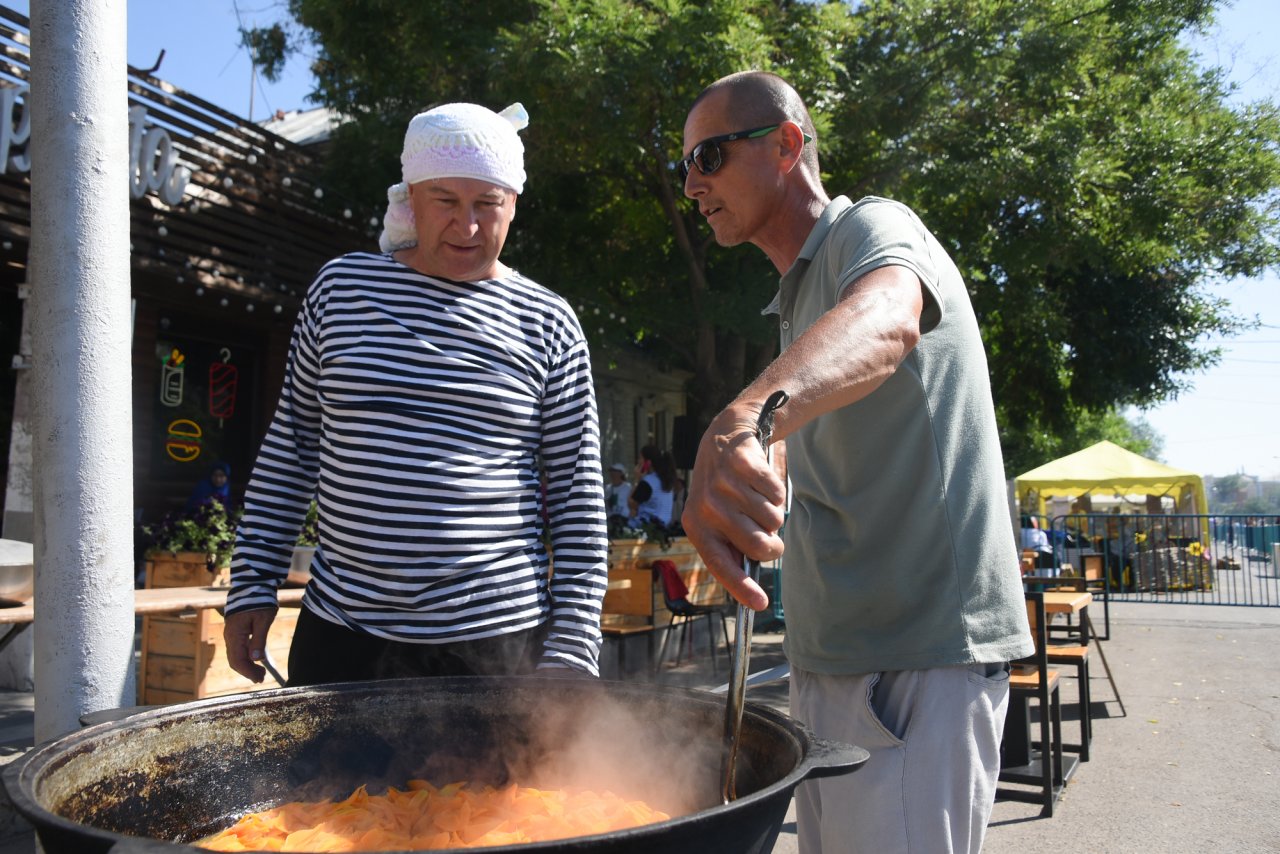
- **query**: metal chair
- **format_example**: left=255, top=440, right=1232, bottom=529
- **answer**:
left=998, top=590, right=1066, bottom=816
left=652, top=559, right=730, bottom=674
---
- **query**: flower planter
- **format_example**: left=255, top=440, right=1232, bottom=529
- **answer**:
left=1131, top=546, right=1214, bottom=592
left=143, top=551, right=229, bottom=589
left=137, top=548, right=311, bottom=705
left=136, top=603, right=299, bottom=705
left=288, top=544, right=315, bottom=587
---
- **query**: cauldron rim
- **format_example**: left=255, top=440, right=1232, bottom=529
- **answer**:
left=4, top=675, right=868, bottom=853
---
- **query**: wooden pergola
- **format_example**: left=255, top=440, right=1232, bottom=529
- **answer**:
left=0, top=4, right=371, bottom=526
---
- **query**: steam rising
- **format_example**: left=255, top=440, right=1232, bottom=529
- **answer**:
left=507, top=688, right=724, bottom=816
left=282, top=678, right=728, bottom=821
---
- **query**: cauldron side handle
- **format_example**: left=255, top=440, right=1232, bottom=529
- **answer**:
left=802, top=736, right=870, bottom=780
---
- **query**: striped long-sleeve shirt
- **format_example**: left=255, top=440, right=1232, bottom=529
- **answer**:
left=227, top=252, right=609, bottom=674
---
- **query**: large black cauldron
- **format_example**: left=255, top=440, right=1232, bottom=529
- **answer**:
left=3, top=676, right=866, bottom=853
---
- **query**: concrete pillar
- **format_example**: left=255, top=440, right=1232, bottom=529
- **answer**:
left=29, top=0, right=135, bottom=741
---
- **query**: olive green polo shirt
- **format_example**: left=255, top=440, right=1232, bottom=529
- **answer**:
left=775, top=196, right=1032, bottom=673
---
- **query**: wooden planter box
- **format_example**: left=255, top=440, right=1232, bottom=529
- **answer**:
left=143, top=551, right=230, bottom=589
left=138, top=550, right=304, bottom=704
left=137, top=605, right=298, bottom=705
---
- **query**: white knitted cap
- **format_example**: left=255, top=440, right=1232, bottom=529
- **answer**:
left=400, top=102, right=528, bottom=193
left=379, top=102, right=529, bottom=252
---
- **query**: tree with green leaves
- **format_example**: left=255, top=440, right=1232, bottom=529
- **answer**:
left=826, top=0, right=1279, bottom=472
left=248, top=0, right=1280, bottom=476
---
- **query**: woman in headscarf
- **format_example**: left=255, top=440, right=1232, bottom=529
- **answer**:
left=186, top=461, right=231, bottom=513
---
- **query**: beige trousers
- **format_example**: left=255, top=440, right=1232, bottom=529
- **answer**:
left=791, top=663, right=1009, bottom=854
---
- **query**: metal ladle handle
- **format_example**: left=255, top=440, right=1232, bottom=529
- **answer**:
left=722, top=389, right=789, bottom=803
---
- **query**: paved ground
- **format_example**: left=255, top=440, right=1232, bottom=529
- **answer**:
left=2, top=599, right=1279, bottom=852
left=984, top=600, right=1280, bottom=853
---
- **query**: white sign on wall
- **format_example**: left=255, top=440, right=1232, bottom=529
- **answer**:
left=0, top=83, right=192, bottom=207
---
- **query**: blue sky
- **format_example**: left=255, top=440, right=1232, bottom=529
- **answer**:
left=1149, top=0, right=1280, bottom=480
left=14, top=0, right=1279, bottom=478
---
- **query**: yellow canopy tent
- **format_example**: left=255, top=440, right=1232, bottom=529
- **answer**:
left=1015, top=440, right=1209, bottom=520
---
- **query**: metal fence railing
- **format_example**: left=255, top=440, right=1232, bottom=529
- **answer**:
left=1040, top=514, right=1279, bottom=614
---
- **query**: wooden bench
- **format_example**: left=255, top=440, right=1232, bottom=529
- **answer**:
left=0, top=585, right=304, bottom=628
left=600, top=559, right=658, bottom=676
left=599, top=538, right=726, bottom=676
left=0, top=585, right=306, bottom=704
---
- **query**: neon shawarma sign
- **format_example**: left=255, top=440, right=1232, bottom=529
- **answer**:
left=0, top=83, right=192, bottom=206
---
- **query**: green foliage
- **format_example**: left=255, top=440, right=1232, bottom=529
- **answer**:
left=1208, top=473, right=1280, bottom=514
left=826, top=0, right=1277, bottom=465
left=607, top=516, right=677, bottom=549
left=297, top=499, right=319, bottom=547
left=1209, top=473, right=1280, bottom=514
left=242, top=0, right=1280, bottom=478
left=1000, top=406, right=1165, bottom=476
left=141, top=500, right=242, bottom=569
left=490, top=0, right=853, bottom=409
left=1233, top=496, right=1280, bottom=514
left=1210, top=472, right=1247, bottom=512
left=142, top=498, right=318, bottom=564
left=241, top=23, right=289, bottom=81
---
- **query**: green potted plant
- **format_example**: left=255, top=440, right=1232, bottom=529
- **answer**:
left=140, top=499, right=243, bottom=587
left=288, top=500, right=319, bottom=587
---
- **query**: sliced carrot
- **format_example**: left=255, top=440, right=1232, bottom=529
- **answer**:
left=197, top=781, right=671, bottom=851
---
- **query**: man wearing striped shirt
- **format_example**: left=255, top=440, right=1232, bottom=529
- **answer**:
left=224, top=102, right=609, bottom=684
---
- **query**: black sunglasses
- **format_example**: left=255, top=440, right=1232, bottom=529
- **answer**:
left=677, top=124, right=812, bottom=183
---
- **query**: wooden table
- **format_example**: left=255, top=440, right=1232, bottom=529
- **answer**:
left=1043, top=589, right=1091, bottom=628
left=1043, top=589, right=1092, bottom=613
left=0, top=586, right=306, bottom=652
left=0, top=586, right=305, bottom=626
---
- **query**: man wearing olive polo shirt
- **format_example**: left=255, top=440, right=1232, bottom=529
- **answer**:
left=678, top=71, right=1033, bottom=853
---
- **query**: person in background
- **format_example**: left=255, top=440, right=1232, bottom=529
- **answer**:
left=628, top=445, right=677, bottom=529
left=1065, top=499, right=1092, bottom=550
left=223, top=101, right=608, bottom=687
left=1105, top=508, right=1135, bottom=590
left=1020, top=515, right=1054, bottom=568
left=185, top=461, right=231, bottom=513
left=605, top=462, right=632, bottom=526
left=677, top=71, right=1031, bottom=853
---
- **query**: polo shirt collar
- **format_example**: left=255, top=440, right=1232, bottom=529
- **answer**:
left=763, top=195, right=854, bottom=316
left=793, top=195, right=853, bottom=268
